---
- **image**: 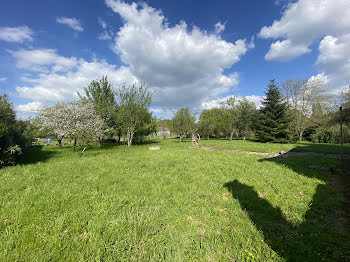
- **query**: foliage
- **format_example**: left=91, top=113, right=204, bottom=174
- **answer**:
left=172, top=107, right=196, bottom=142
left=281, top=78, right=334, bottom=141
left=0, top=95, right=31, bottom=165
left=116, top=83, right=153, bottom=147
left=198, top=108, right=229, bottom=139
left=41, top=100, right=106, bottom=150
left=235, top=98, right=258, bottom=140
left=222, top=97, right=239, bottom=141
left=82, top=76, right=118, bottom=136
left=311, top=124, right=350, bottom=144
left=256, top=79, right=293, bottom=143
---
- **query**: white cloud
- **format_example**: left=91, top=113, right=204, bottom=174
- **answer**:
left=97, top=17, right=114, bottom=40
left=56, top=17, right=84, bottom=32
left=0, top=77, right=6, bottom=82
left=0, top=26, right=33, bottom=43
left=150, top=107, right=174, bottom=118
left=201, top=95, right=263, bottom=110
left=11, top=49, right=137, bottom=103
left=16, top=102, right=43, bottom=112
left=264, top=40, right=310, bottom=61
left=259, top=0, right=350, bottom=61
left=12, top=1, right=252, bottom=116
left=9, top=49, right=78, bottom=72
left=314, top=34, right=350, bottom=92
left=98, top=31, right=113, bottom=40
left=98, top=17, right=107, bottom=29
left=105, top=0, right=250, bottom=108
left=214, top=22, right=225, bottom=35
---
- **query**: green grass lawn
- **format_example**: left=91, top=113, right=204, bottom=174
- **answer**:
left=199, top=138, right=350, bottom=155
left=0, top=139, right=349, bottom=261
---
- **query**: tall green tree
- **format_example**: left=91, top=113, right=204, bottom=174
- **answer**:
left=82, top=76, right=118, bottom=135
left=198, top=108, right=229, bottom=139
left=256, top=79, right=292, bottom=143
left=116, top=83, right=153, bottom=147
left=172, top=107, right=196, bottom=142
left=236, top=98, right=258, bottom=140
left=222, top=97, right=240, bottom=141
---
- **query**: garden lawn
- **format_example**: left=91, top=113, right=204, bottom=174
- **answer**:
left=0, top=139, right=349, bottom=261
left=199, top=138, right=350, bottom=155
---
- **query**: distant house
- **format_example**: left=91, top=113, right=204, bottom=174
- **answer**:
left=156, top=130, right=170, bottom=137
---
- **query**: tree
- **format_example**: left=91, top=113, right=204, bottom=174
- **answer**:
left=82, top=76, right=118, bottom=140
left=68, top=100, right=106, bottom=150
left=256, top=79, right=292, bottom=143
left=198, top=108, right=229, bottom=139
left=222, top=97, right=239, bottom=141
left=281, top=78, right=332, bottom=141
left=41, top=100, right=106, bottom=150
left=41, top=103, right=71, bottom=147
left=340, top=85, right=350, bottom=124
left=116, top=83, right=153, bottom=147
left=0, top=95, right=31, bottom=165
left=172, top=107, right=196, bottom=142
left=235, top=98, right=258, bottom=140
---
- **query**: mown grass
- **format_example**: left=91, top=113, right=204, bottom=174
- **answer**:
left=199, top=138, right=350, bottom=154
left=0, top=139, right=349, bottom=261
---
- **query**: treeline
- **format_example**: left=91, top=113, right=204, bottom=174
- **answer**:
left=39, top=77, right=157, bottom=149
left=167, top=79, right=350, bottom=143
left=1, top=76, right=349, bottom=165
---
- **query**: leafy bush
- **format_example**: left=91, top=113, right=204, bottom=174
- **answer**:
left=0, top=95, right=32, bottom=165
left=311, top=124, right=350, bottom=144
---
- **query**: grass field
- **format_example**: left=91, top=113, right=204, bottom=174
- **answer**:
left=1, top=139, right=349, bottom=261
left=199, top=139, right=350, bottom=155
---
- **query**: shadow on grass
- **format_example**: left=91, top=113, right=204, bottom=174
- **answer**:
left=224, top=156, right=350, bottom=261
left=17, top=145, right=57, bottom=165
left=291, top=142, right=350, bottom=155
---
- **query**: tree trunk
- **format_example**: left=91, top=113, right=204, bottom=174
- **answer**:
left=98, top=137, right=102, bottom=147
left=243, top=136, right=246, bottom=140
left=299, top=131, right=304, bottom=141
left=229, top=129, right=234, bottom=141
left=58, top=139, right=62, bottom=148
left=179, top=136, right=182, bottom=142
left=127, top=131, right=134, bottom=147
left=72, top=138, right=77, bottom=151
left=207, top=135, right=209, bottom=140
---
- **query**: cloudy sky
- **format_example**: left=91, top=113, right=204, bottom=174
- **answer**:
left=0, top=0, right=349, bottom=118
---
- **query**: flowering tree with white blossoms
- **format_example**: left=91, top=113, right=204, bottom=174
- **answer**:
left=41, top=100, right=107, bottom=150
left=41, top=103, right=71, bottom=148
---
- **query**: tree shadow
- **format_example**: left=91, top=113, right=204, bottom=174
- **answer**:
left=224, top=156, right=350, bottom=261
left=17, top=145, right=57, bottom=166
left=290, top=142, right=350, bottom=155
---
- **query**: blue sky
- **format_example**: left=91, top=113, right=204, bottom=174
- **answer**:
left=0, top=0, right=349, bottom=118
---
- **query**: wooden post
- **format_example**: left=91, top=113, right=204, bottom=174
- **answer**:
left=340, top=106, right=344, bottom=174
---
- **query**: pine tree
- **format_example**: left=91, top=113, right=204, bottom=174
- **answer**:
left=256, top=79, right=292, bottom=143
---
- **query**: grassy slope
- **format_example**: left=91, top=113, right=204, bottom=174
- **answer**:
left=0, top=139, right=349, bottom=261
left=199, top=139, right=350, bottom=154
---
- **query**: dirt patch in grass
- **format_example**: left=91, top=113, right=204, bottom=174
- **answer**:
left=222, top=192, right=229, bottom=201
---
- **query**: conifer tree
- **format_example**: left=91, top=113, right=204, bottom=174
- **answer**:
left=256, top=79, right=292, bottom=143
